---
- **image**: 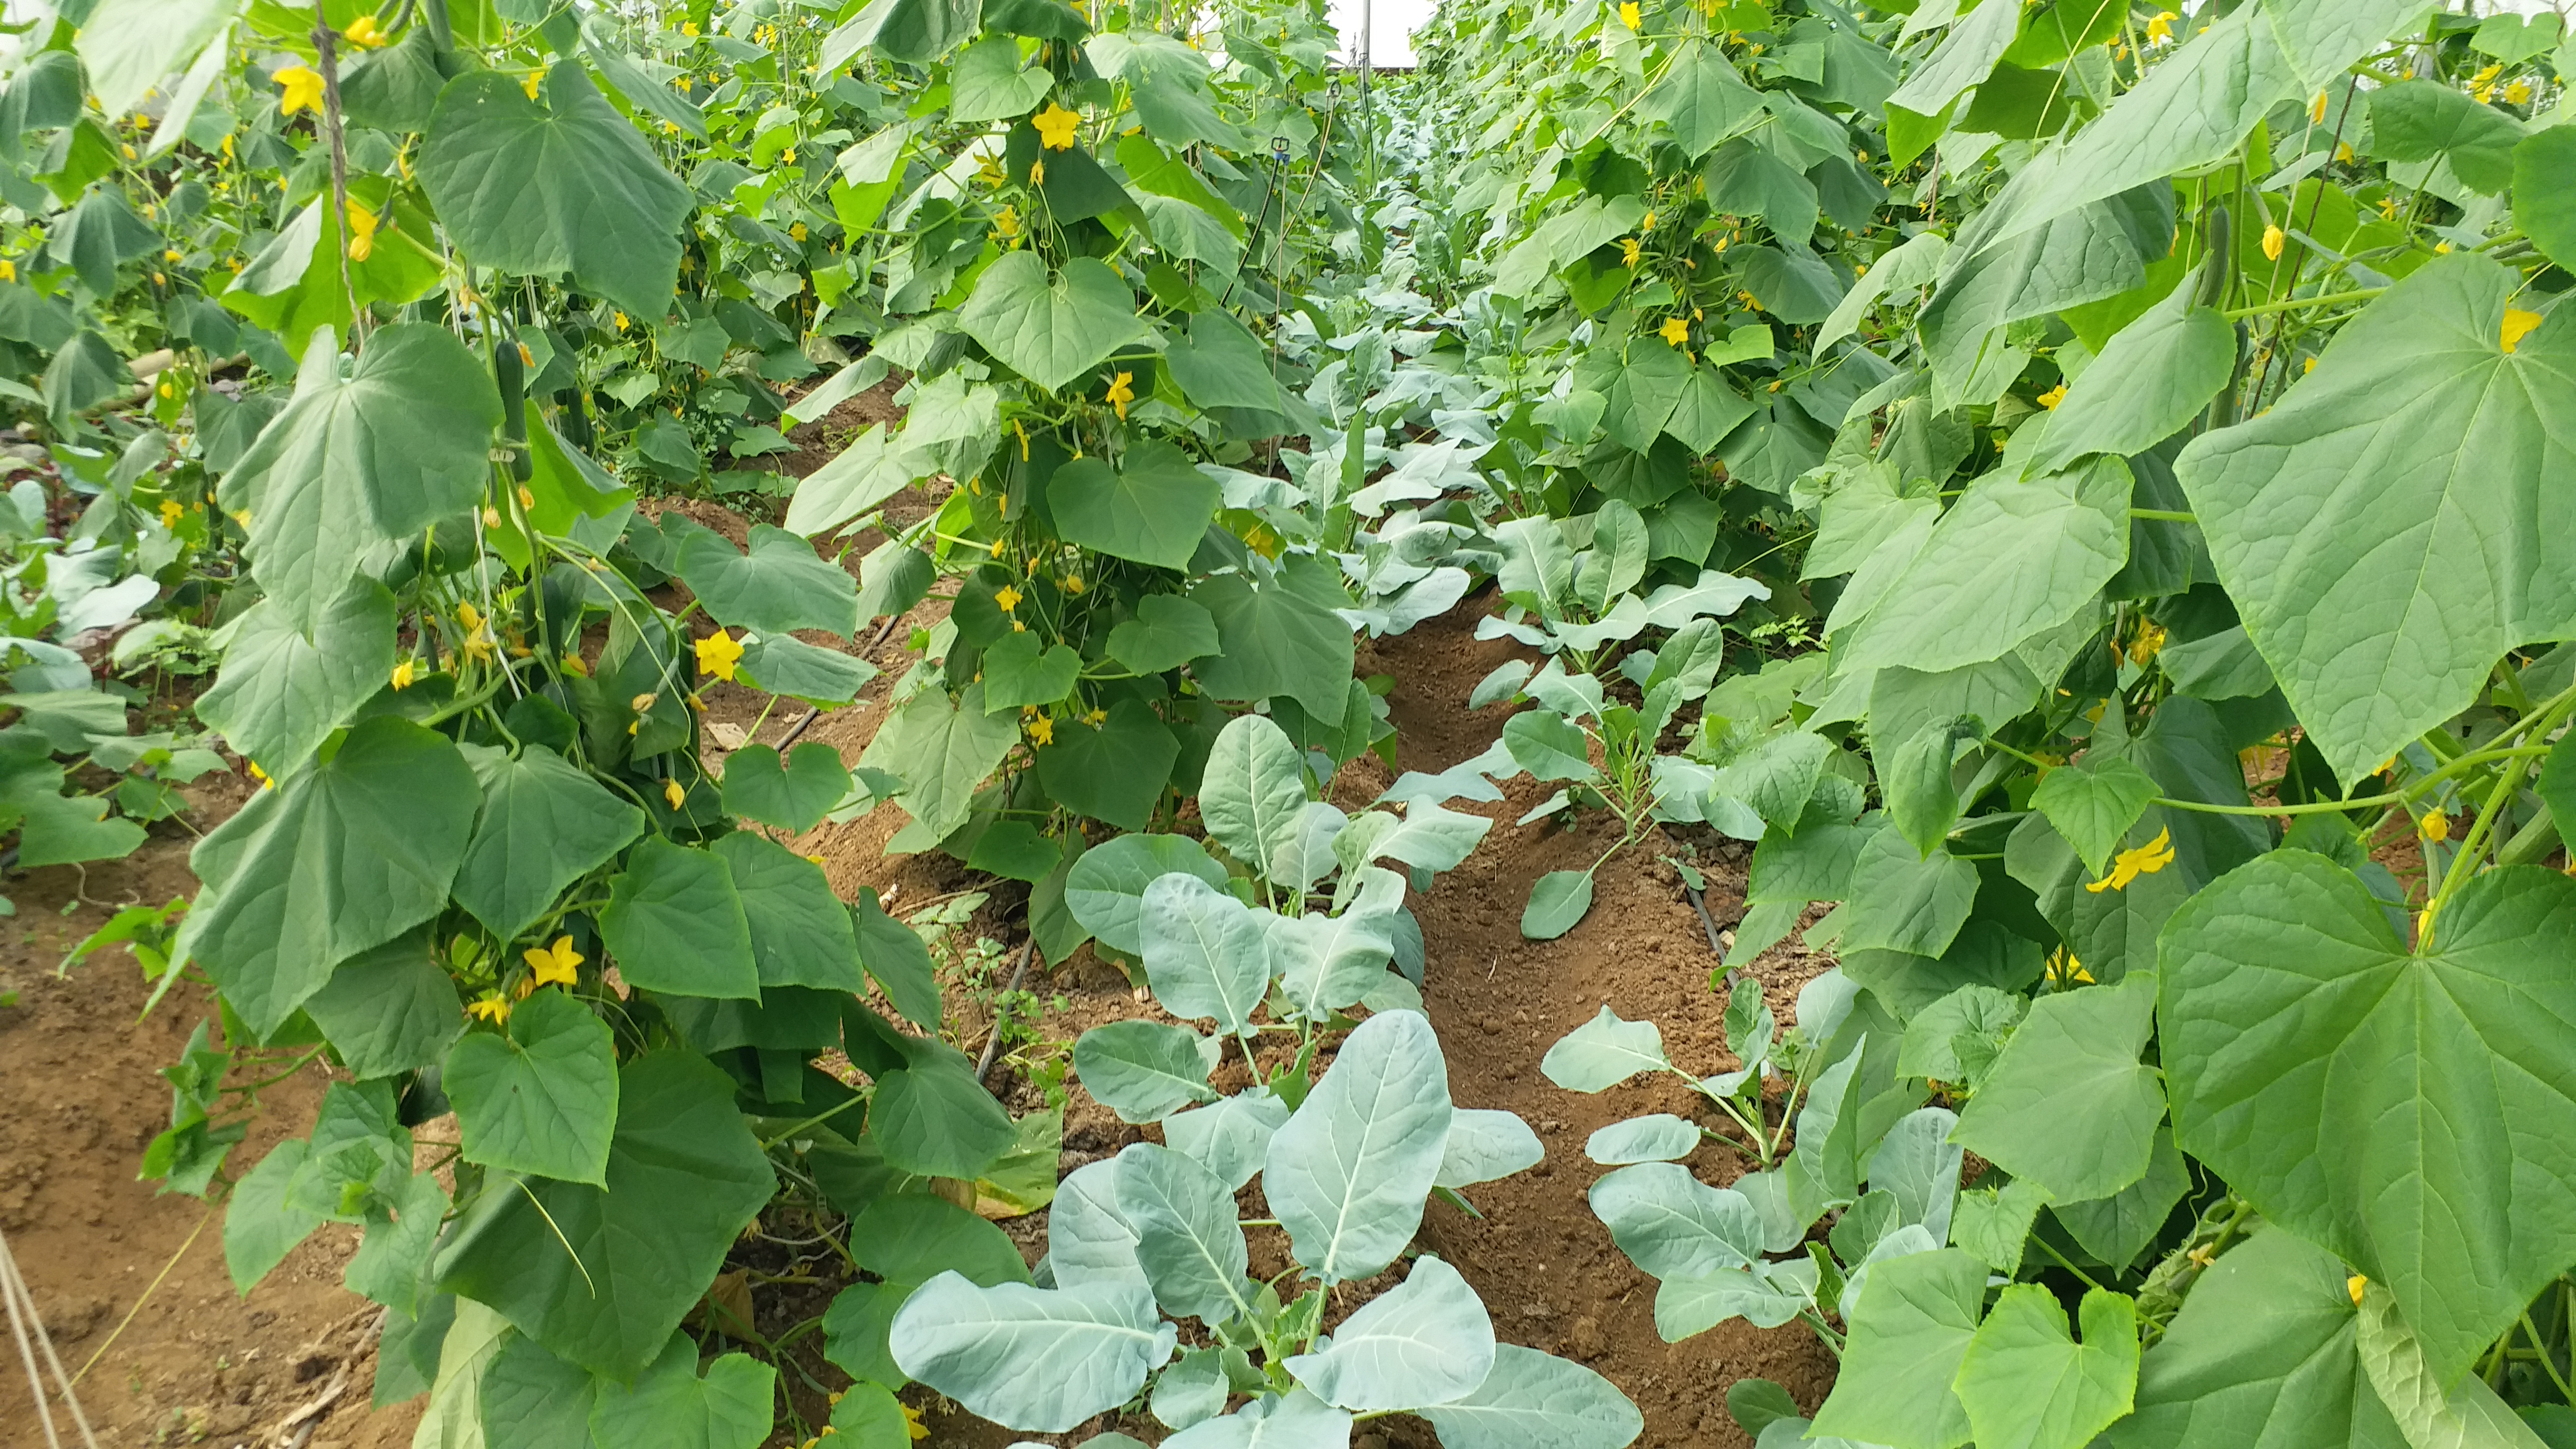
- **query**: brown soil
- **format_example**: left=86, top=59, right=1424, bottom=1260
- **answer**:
left=1372, top=606, right=1844, bottom=1448
left=0, top=836, right=424, bottom=1449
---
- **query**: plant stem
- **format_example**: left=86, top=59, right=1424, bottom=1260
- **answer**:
left=2032, top=1234, right=2108, bottom=1292
left=2222, top=287, right=2384, bottom=319
left=2524, top=1310, right=2576, bottom=1403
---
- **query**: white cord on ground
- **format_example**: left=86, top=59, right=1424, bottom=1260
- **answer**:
left=0, top=1224, right=100, bottom=1449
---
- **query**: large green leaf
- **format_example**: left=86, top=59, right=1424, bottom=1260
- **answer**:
left=1166, top=309, right=1300, bottom=417
left=1542, top=1007, right=1673, bottom=1092
left=301, top=934, right=462, bottom=1081
left=224, top=1138, right=324, bottom=1291
left=852, top=890, right=941, bottom=1027
left=710, top=834, right=869, bottom=993
left=1972, top=0, right=2414, bottom=247
left=418, top=64, right=694, bottom=317
left=1920, top=188, right=2168, bottom=394
left=1953, top=972, right=2162, bottom=1202
left=599, top=837, right=760, bottom=1000
left=2161, top=853, right=2576, bottom=1388
left=1197, top=712, right=1308, bottom=873
left=453, top=745, right=645, bottom=946
left=1138, top=873, right=1270, bottom=1040
left=1115, top=1142, right=1256, bottom=1324
left=2026, top=281, right=2237, bottom=475
left=855, top=1195, right=1032, bottom=1287
left=1074, top=1020, right=1221, bottom=1123
left=194, top=583, right=397, bottom=778
left=869, top=1039, right=1017, bottom=1179
left=1587, top=1163, right=1764, bottom=1281
left=1049, top=440, right=1221, bottom=571
left=889, top=1275, right=1175, bottom=1432
left=1064, top=834, right=1227, bottom=955
left=674, top=522, right=860, bottom=637
left=438, top=1041, right=773, bottom=1371
left=2368, top=79, right=2521, bottom=195
left=784, top=423, right=936, bottom=539
left=180, top=718, right=475, bottom=1038
left=979, top=632, right=1082, bottom=711
left=1953, top=1285, right=2140, bottom=1449
left=1265, top=1008, right=1452, bottom=1284
left=1190, top=557, right=1358, bottom=719
left=1285, top=1255, right=1495, bottom=1412
left=948, top=34, right=1055, bottom=122
left=217, top=325, right=499, bottom=631
left=589, top=1334, right=775, bottom=1449
left=435, top=1051, right=775, bottom=1379
left=2517, top=127, right=2576, bottom=273
left=1105, top=593, right=1220, bottom=674
left=2112, top=1227, right=2404, bottom=1449
left=1810, top=1247, right=1981, bottom=1449
left=1835, top=828, right=1980, bottom=958
left=958, top=252, right=1152, bottom=394
left=736, top=634, right=878, bottom=707
left=1419, top=1343, right=1644, bottom=1449
left=1641, top=41, right=1767, bottom=158
left=1033, top=698, right=1179, bottom=831
left=442, top=987, right=619, bottom=1187
left=76, top=0, right=238, bottom=119
left=2352, top=1282, right=2553, bottom=1449
left=15, top=791, right=144, bottom=868
left=720, top=741, right=850, bottom=834
left=1887, top=0, right=2019, bottom=117
left=2028, top=756, right=2162, bottom=877
left=860, top=681, right=1019, bottom=849
left=2174, top=255, right=2576, bottom=783
left=1836, top=457, right=2128, bottom=675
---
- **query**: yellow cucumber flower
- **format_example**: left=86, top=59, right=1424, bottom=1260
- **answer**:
left=696, top=628, right=745, bottom=681
left=1659, top=317, right=1689, bottom=347
left=345, top=200, right=379, bottom=262
left=390, top=659, right=417, bottom=690
left=2037, top=382, right=2068, bottom=409
left=1033, top=103, right=1081, bottom=151
left=2084, top=827, right=2175, bottom=893
left=1104, top=370, right=1134, bottom=419
left=2144, top=10, right=2176, bottom=44
left=344, top=15, right=386, bottom=46
left=524, top=935, right=584, bottom=988
left=1621, top=236, right=1642, bottom=268
left=2261, top=223, right=2284, bottom=261
left=274, top=65, right=325, bottom=117
left=665, top=778, right=687, bottom=810
left=2503, top=309, right=2542, bottom=354
left=467, top=991, right=512, bottom=1024
left=1618, top=1, right=1641, bottom=28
